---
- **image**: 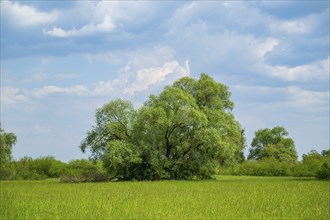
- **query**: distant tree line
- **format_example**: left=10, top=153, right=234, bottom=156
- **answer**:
left=1, top=125, right=329, bottom=181
left=1, top=74, right=329, bottom=181
left=219, top=126, right=329, bottom=179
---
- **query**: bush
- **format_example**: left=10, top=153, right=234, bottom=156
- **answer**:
left=13, top=157, right=45, bottom=180
left=223, top=159, right=296, bottom=176
left=316, top=162, right=330, bottom=180
left=60, top=159, right=108, bottom=183
left=12, top=156, right=67, bottom=180
left=220, top=149, right=330, bottom=179
left=30, top=156, right=66, bottom=178
left=0, top=166, right=15, bottom=180
left=294, top=150, right=330, bottom=178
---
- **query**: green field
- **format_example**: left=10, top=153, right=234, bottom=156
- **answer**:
left=1, top=176, right=329, bottom=219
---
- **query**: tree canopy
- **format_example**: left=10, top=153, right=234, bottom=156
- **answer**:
left=80, top=74, right=245, bottom=180
left=0, top=126, right=17, bottom=168
left=248, top=126, right=297, bottom=163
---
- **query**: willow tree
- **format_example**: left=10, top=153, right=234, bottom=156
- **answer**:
left=80, top=74, right=245, bottom=180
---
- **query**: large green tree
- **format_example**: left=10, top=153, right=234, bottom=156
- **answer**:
left=248, top=126, right=297, bottom=163
left=0, top=126, right=17, bottom=168
left=80, top=74, right=245, bottom=180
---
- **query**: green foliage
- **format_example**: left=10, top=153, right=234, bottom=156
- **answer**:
left=1, top=177, right=329, bottom=219
left=248, top=126, right=297, bottom=163
left=225, top=158, right=296, bottom=176
left=0, top=166, right=15, bottom=180
left=13, top=156, right=67, bottom=180
left=101, top=140, right=141, bottom=180
left=295, top=149, right=330, bottom=179
left=221, top=149, right=330, bottom=179
left=316, top=162, right=330, bottom=179
left=61, top=159, right=107, bottom=183
left=80, top=74, right=245, bottom=180
left=13, top=157, right=47, bottom=180
left=0, top=126, right=17, bottom=169
left=80, top=99, right=136, bottom=161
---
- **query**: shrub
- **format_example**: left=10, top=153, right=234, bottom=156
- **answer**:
left=30, top=156, right=67, bottom=178
left=224, top=159, right=296, bottom=176
left=294, top=150, right=330, bottom=178
left=0, top=166, right=15, bottom=180
left=316, top=161, right=330, bottom=180
left=60, top=159, right=108, bottom=183
left=12, top=156, right=67, bottom=180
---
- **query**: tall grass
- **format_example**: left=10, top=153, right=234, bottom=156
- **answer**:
left=1, top=176, right=329, bottom=219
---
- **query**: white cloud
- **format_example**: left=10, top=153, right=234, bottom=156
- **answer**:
left=1, top=87, right=30, bottom=104
left=85, top=46, right=175, bottom=70
left=91, top=79, right=120, bottom=96
left=253, top=38, right=279, bottom=58
left=270, top=20, right=308, bottom=34
left=43, top=0, right=159, bottom=38
left=44, top=16, right=115, bottom=37
left=124, top=60, right=190, bottom=95
left=233, top=84, right=329, bottom=110
left=30, top=85, right=89, bottom=98
left=1, top=0, right=58, bottom=27
left=2, top=46, right=188, bottom=101
left=287, top=86, right=329, bottom=107
left=80, top=46, right=183, bottom=97
left=267, top=11, right=324, bottom=36
left=12, top=59, right=190, bottom=99
left=268, top=57, right=329, bottom=81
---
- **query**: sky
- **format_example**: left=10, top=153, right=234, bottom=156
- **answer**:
left=1, top=0, right=329, bottom=162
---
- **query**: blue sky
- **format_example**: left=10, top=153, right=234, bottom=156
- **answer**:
left=1, top=0, right=329, bottom=162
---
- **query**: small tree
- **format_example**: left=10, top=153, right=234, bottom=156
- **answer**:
left=248, top=126, right=297, bottom=163
left=0, top=126, right=17, bottom=168
left=295, top=149, right=330, bottom=178
left=0, top=126, right=17, bottom=180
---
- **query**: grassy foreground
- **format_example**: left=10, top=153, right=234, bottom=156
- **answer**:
left=1, top=176, right=329, bottom=219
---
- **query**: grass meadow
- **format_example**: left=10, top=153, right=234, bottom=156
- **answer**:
left=1, top=176, right=329, bottom=219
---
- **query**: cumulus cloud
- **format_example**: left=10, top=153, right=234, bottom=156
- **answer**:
left=43, top=0, right=167, bottom=38
left=124, top=60, right=190, bottom=95
left=233, top=84, right=329, bottom=108
left=287, top=86, right=329, bottom=107
left=1, top=87, right=30, bottom=104
left=91, top=79, right=121, bottom=96
left=1, top=0, right=58, bottom=27
left=4, top=59, right=190, bottom=100
left=44, top=16, right=115, bottom=37
left=270, top=20, right=308, bottom=34
left=268, top=57, right=329, bottom=81
left=77, top=46, right=186, bottom=97
left=251, top=38, right=279, bottom=58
